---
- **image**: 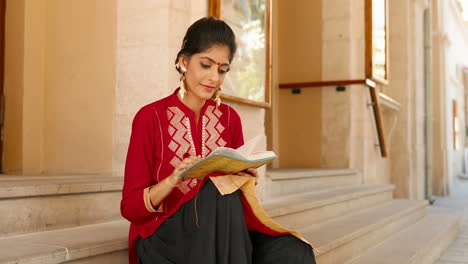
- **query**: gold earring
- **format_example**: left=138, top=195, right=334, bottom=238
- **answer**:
left=179, top=73, right=186, bottom=99
left=176, top=64, right=187, bottom=99
left=215, top=87, right=222, bottom=107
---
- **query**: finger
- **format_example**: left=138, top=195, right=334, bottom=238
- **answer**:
left=250, top=169, right=259, bottom=177
left=184, top=156, right=201, bottom=163
left=178, top=160, right=191, bottom=169
left=179, top=161, right=189, bottom=168
left=243, top=169, right=257, bottom=177
left=246, top=168, right=257, bottom=174
left=190, top=156, right=201, bottom=162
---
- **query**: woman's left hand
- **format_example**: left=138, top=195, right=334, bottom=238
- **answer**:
left=236, top=168, right=259, bottom=185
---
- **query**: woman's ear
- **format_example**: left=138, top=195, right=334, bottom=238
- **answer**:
left=177, top=55, right=189, bottom=72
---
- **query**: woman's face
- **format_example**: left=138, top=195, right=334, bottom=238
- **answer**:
left=179, top=44, right=231, bottom=101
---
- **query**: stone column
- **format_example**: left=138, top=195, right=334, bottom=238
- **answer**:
left=387, top=0, right=415, bottom=198
left=431, top=0, right=449, bottom=196
left=321, top=0, right=355, bottom=169
left=321, top=0, right=380, bottom=181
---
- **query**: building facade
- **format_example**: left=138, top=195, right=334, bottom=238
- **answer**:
left=1, top=0, right=468, bottom=262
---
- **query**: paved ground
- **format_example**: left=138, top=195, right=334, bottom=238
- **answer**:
left=433, top=177, right=468, bottom=264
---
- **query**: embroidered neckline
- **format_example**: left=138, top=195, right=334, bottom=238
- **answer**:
left=183, top=116, right=209, bottom=158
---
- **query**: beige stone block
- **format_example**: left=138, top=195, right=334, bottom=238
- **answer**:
left=189, top=0, right=208, bottom=21
left=350, top=38, right=365, bottom=77
left=321, top=90, right=351, bottom=167
left=388, top=0, right=409, bottom=17
left=323, top=0, right=351, bottom=19
left=0, top=192, right=122, bottom=237
left=118, top=0, right=170, bottom=12
left=267, top=173, right=361, bottom=198
left=169, top=10, right=192, bottom=49
left=0, top=175, right=122, bottom=198
left=0, top=176, right=123, bottom=237
left=322, top=18, right=351, bottom=41
left=322, top=40, right=352, bottom=79
left=170, top=0, right=190, bottom=12
left=67, top=250, right=127, bottom=264
left=116, top=45, right=172, bottom=106
left=266, top=170, right=361, bottom=198
left=0, top=220, right=128, bottom=263
left=387, top=79, right=410, bottom=101
left=117, top=6, right=170, bottom=48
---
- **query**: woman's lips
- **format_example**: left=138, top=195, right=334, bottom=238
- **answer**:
left=202, top=84, right=216, bottom=91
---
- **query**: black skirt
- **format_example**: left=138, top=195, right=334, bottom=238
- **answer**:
left=137, top=180, right=316, bottom=264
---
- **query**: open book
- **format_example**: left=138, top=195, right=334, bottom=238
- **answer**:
left=178, top=137, right=277, bottom=179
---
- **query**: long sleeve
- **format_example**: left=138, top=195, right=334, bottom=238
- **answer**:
left=228, top=106, right=244, bottom=149
left=121, top=107, right=161, bottom=223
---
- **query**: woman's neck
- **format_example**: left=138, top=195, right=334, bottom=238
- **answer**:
left=179, top=91, right=205, bottom=121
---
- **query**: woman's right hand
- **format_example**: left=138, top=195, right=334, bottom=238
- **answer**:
left=166, top=155, right=202, bottom=186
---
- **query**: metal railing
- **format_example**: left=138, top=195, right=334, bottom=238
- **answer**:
left=279, top=78, right=387, bottom=157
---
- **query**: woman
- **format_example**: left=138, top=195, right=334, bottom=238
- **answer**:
left=121, top=17, right=316, bottom=264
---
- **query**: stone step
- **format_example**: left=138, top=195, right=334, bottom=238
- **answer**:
left=302, top=199, right=428, bottom=264
left=0, top=175, right=123, bottom=237
left=266, top=168, right=361, bottom=198
left=347, top=213, right=460, bottom=264
left=0, top=220, right=128, bottom=264
left=263, top=184, right=394, bottom=230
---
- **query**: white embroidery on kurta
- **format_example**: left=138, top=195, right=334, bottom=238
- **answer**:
left=167, top=107, right=196, bottom=168
left=167, top=106, right=198, bottom=194
left=203, top=105, right=227, bottom=156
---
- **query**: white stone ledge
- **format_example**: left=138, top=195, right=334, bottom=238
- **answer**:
left=267, top=168, right=359, bottom=181
left=0, top=175, right=123, bottom=199
left=0, top=220, right=128, bottom=264
left=263, top=184, right=395, bottom=218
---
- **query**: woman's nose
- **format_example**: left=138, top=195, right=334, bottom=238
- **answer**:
left=208, top=68, right=219, bottom=82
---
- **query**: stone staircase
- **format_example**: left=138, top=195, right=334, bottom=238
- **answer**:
left=0, top=170, right=460, bottom=263
left=265, top=169, right=460, bottom=264
left=0, top=175, right=128, bottom=264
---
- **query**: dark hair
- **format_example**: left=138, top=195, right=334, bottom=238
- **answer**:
left=175, top=17, right=237, bottom=73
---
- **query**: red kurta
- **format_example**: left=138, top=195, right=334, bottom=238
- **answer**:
left=121, top=89, right=292, bottom=264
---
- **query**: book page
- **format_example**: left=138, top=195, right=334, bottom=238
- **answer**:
left=210, top=147, right=246, bottom=159
left=235, top=135, right=262, bottom=157
left=248, top=151, right=276, bottom=160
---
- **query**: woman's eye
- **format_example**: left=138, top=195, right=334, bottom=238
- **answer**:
left=219, top=68, right=229, bottom=74
left=200, top=63, right=211, bottom=69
